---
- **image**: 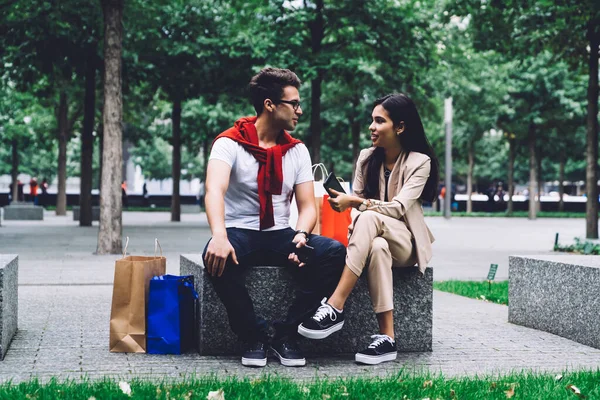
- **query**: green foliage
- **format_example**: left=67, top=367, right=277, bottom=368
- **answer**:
left=555, top=238, right=600, bottom=255
left=434, top=280, right=509, bottom=305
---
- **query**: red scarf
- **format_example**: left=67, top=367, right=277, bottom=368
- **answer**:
left=213, top=116, right=302, bottom=230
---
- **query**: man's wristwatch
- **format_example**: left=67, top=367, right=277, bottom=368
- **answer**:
left=358, top=199, right=370, bottom=212
left=294, top=230, right=310, bottom=241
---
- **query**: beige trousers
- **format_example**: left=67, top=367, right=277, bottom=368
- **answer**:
left=346, top=210, right=416, bottom=313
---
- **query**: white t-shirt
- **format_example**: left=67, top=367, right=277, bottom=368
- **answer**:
left=209, top=137, right=313, bottom=231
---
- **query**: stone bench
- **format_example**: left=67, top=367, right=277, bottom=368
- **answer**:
left=0, top=255, right=18, bottom=360
left=509, top=255, right=600, bottom=349
left=181, top=254, right=432, bottom=355
left=72, top=206, right=100, bottom=221
left=3, top=203, right=43, bottom=220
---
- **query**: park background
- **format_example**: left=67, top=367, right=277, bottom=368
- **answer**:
left=1, top=0, right=599, bottom=253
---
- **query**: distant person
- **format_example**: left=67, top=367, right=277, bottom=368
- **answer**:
left=299, top=93, right=439, bottom=365
left=142, top=182, right=149, bottom=207
left=487, top=183, right=497, bottom=212
left=17, top=180, right=24, bottom=202
left=30, top=177, right=39, bottom=205
left=40, top=178, right=49, bottom=207
left=496, top=183, right=506, bottom=211
left=438, top=185, right=446, bottom=212
left=121, top=181, right=128, bottom=209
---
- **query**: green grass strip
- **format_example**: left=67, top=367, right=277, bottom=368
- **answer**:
left=1, top=370, right=599, bottom=399
left=424, top=211, right=587, bottom=218
left=555, top=237, right=600, bottom=255
left=434, top=280, right=509, bottom=305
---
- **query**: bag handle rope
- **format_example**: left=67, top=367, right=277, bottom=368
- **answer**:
left=122, top=236, right=130, bottom=258
left=312, top=163, right=328, bottom=182
left=154, top=238, right=163, bottom=258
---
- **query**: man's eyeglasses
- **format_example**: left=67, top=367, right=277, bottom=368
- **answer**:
left=277, top=99, right=302, bottom=111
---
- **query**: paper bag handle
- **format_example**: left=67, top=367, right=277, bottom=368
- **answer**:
left=312, top=163, right=328, bottom=182
left=122, top=236, right=130, bottom=258
left=154, top=238, right=163, bottom=258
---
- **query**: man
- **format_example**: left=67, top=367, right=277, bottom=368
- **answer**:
left=203, top=67, right=345, bottom=368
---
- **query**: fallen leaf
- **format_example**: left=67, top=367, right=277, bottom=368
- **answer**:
left=555, top=374, right=563, bottom=381
left=567, top=384, right=584, bottom=398
left=423, top=380, right=433, bottom=388
left=450, top=389, right=456, bottom=397
left=119, top=382, right=132, bottom=397
left=505, top=387, right=515, bottom=398
left=207, top=388, right=225, bottom=400
left=490, top=382, right=497, bottom=390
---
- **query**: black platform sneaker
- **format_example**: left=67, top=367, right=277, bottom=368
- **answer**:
left=298, top=298, right=344, bottom=339
left=355, top=334, right=397, bottom=365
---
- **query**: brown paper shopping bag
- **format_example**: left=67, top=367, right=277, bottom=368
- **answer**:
left=109, top=238, right=166, bottom=353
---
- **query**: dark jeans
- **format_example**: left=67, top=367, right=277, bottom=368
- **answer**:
left=203, top=227, right=346, bottom=344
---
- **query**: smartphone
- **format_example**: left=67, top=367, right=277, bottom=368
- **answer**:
left=291, top=242, right=315, bottom=264
left=323, top=172, right=346, bottom=198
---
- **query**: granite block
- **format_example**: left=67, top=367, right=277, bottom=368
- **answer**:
left=72, top=206, right=100, bottom=221
left=0, top=255, right=18, bottom=360
left=509, top=255, right=600, bottom=349
left=181, top=254, right=432, bottom=355
left=3, top=204, right=43, bottom=220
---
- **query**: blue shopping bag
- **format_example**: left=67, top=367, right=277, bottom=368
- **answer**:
left=147, top=275, right=198, bottom=354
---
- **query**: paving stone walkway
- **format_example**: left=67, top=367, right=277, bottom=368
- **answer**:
left=0, top=211, right=598, bottom=383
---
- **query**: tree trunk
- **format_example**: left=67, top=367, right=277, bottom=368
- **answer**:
left=558, top=154, right=565, bottom=212
left=528, top=123, right=537, bottom=220
left=97, top=0, right=124, bottom=254
left=56, top=91, right=69, bottom=216
left=171, top=98, right=182, bottom=222
left=308, top=0, right=324, bottom=163
left=537, top=146, right=542, bottom=213
left=466, top=142, right=474, bottom=213
left=98, top=122, right=104, bottom=187
left=11, top=139, right=18, bottom=202
left=202, top=137, right=209, bottom=182
left=350, top=104, right=360, bottom=183
left=310, top=72, right=324, bottom=164
left=585, top=29, right=599, bottom=239
left=507, top=137, right=515, bottom=215
left=80, top=52, right=96, bottom=226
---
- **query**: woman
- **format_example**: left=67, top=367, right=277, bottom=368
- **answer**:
left=298, top=93, right=439, bottom=365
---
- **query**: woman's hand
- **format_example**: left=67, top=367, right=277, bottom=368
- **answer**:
left=328, top=190, right=361, bottom=212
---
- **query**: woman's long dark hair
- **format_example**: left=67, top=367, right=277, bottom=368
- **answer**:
left=362, top=94, right=440, bottom=202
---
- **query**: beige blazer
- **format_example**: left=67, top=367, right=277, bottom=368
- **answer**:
left=349, top=147, right=435, bottom=274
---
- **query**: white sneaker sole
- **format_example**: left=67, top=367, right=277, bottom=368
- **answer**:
left=241, top=357, right=267, bottom=367
left=271, top=348, right=306, bottom=367
left=298, top=321, right=344, bottom=339
left=355, top=351, right=397, bottom=365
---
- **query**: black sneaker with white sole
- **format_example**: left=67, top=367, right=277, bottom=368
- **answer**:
left=270, top=339, right=306, bottom=367
left=241, top=341, right=268, bottom=367
left=355, top=334, right=397, bottom=365
left=298, top=298, right=344, bottom=339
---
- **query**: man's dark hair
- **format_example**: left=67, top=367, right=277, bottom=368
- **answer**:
left=248, top=67, right=301, bottom=115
